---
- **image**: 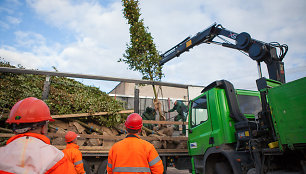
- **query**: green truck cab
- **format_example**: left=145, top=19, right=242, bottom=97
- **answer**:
left=187, top=78, right=306, bottom=174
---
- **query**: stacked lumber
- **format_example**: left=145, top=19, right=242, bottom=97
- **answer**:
left=50, top=119, right=119, bottom=148
left=50, top=120, right=187, bottom=150
left=1, top=110, right=188, bottom=152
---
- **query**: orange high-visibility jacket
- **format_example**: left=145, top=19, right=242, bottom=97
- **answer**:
left=0, top=133, right=77, bottom=174
left=107, top=134, right=164, bottom=174
left=62, top=143, right=86, bottom=174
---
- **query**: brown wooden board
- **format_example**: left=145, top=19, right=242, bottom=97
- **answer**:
left=56, top=145, right=188, bottom=153
left=51, top=110, right=134, bottom=119
left=0, top=133, right=188, bottom=141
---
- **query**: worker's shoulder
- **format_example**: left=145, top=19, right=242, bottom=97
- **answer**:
left=1, top=136, right=64, bottom=165
left=113, top=137, right=154, bottom=147
left=138, top=138, right=157, bottom=151
left=139, top=138, right=153, bottom=145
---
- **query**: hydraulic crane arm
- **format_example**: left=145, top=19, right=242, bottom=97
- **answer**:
left=160, top=23, right=288, bottom=83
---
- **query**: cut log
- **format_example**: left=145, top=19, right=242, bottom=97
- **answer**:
left=52, top=137, right=65, bottom=145
left=51, top=110, right=134, bottom=119
left=73, top=122, right=86, bottom=133
left=165, top=141, right=177, bottom=149
left=75, top=120, right=104, bottom=134
left=101, top=126, right=118, bottom=136
left=176, top=141, right=187, bottom=149
left=67, top=125, right=78, bottom=133
left=77, top=132, right=86, bottom=146
left=101, top=126, right=117, bottom=149
left=87, top=132, right=102, bottom=146
left=151, top=140, right=162, bottom=149
left=53, top=119, right=69, bottom=129
left=0, top=127, right=13, bottom=133
left=161, top=127, right=174, bottom=136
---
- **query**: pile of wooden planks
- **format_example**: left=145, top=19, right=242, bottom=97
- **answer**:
left=0, top=110, right=188, bottom=152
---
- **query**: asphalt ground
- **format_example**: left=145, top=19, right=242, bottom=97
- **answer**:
left=166, top=167, right=190, bottom=174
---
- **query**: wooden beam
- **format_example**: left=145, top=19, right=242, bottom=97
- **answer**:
left=0, top=133, right=188, bottom=141
left=56, top=145, right=108, bottom=150
left=142, top=120, right=188, bottom=125
left=55, top=145, right=188, bottom=153
left=51, top=110, right=134, bottom=119
left=0, top=127, right=12, bottom=133
left=48, top=133, right=188, bottom=141
left=0, top=133, right=13, bottom=137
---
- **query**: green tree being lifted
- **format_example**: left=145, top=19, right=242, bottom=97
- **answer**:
left=120, top=0, right=165, bottom=120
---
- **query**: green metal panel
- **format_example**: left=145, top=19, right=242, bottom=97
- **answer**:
left=210, top=89, right=236, bottom=145
left=188, top=88, right=238, bottom=156
left=188, top=93, right=213, bottom=156
left=268, top=77, right=306, bottom=149
left=188, top=87, right=260, bottom=156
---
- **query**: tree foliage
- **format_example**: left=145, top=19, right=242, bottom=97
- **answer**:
left=0, top=58, right=126, bottom=128
left=120, top=0, right=162, bottom=81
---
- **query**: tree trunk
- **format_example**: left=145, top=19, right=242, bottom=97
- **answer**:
left=152, top=85, right=165, bottom=121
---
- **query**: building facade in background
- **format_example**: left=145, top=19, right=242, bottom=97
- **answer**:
left=109, top=82, right=204, bottom=121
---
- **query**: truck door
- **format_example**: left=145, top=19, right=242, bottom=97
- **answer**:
left=188, top=94, right=213, bottom=156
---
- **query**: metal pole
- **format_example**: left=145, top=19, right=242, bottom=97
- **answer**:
left=0, top=67, right=189, bottom=89
left=42, top=76, right=51, bottom=100
left=257, top=62, right=263, bottom=79
left=134, top=84, right=139, bottom=114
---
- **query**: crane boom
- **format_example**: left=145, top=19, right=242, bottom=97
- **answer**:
left=160, top=23, right=288, bottom=83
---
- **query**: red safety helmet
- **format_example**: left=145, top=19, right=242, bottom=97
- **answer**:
left=125, top=113, right=143, bottom=130
left=6, top=97, right=54, bottom=124
left=65, top=131, right=79, bottom=142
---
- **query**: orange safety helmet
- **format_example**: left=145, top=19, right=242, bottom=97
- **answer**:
left=125, top=113, right=143, bottom=130
left=6, top=97, right=54, bottom=124
left=65, top=131, right=79, bottom=142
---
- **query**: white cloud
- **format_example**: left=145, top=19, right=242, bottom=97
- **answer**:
left=15, top=31, right=46, bottom=48
left=0, top=46, right=44, bottom=69
left=1, top=0, right=305, bottom=93
left=139, top=0, right=306, bottom=89
left=0, top=21, right=10, bottom=30
left=7, top=16, right=21, bottom=25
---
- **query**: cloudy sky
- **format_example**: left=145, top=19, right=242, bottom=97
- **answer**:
left=1, top=0, right=305, bottom=93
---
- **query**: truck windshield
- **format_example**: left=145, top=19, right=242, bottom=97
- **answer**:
left=237, top=95, right=262, bottom=116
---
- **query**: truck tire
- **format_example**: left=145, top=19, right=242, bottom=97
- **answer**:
left=98, top=159, right=108, bottom=174
left=214, top=161, right=233, bottom=174
left=83, top=160, right=92, bottom=174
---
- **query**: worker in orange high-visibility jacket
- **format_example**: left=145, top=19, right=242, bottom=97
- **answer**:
left=62, top=131, right=86, bottom=174
left=107, top=113, right=164, bottom=174
left=0, top=97, right=77, bottom=174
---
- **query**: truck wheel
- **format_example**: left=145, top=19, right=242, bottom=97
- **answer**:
left=214, top=161, right=233, bottom=174
left=98, top=159, right=108, bottom=174
left=83, top=160, right=92, bottom=174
